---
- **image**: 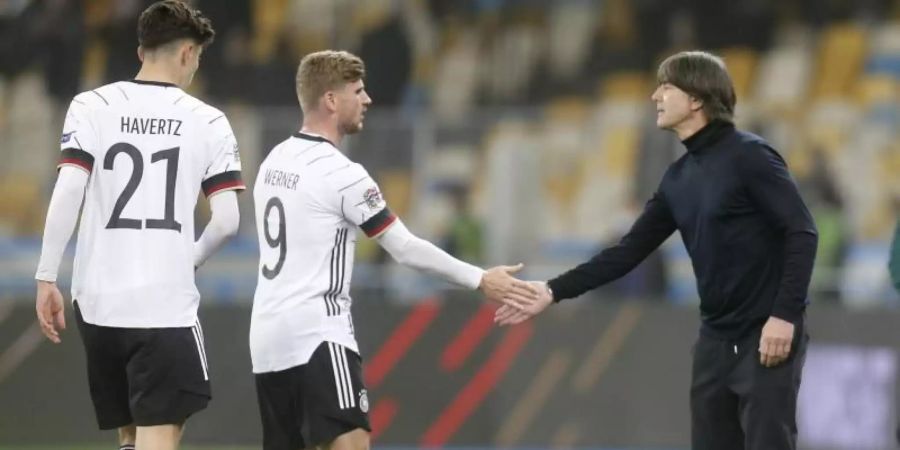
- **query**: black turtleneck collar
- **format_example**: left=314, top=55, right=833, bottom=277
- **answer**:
left=682, top=120, right=735, bottom=153
left=127, top=79, right=178, bottom=88
left=292, top=131, right=336, bottom=148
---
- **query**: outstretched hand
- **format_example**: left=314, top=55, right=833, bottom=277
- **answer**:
left=494, top=281, right=553, bottom=326
left=479, top=263, right=538, bottom=309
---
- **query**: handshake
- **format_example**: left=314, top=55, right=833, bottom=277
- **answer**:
left=477, top=263, right=554, bottom=326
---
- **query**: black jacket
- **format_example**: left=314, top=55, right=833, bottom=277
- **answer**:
left=548, top=121, right=818, bottom=340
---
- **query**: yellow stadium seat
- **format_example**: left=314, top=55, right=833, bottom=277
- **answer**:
left=544, top=165, right=584, bottom=210
left=598, top=72, right=649, bottom=101
left=812, top=24, right=868, bottom=100
left=720, top=48, right=759, bottom=100
left=0, top=175, right=43, bottom=234
left=352, top=0, right=392, bottom=33
left=880, top=147, right=900, bottom=194
left=379, top=170, right=413, bottom=217
left=804, top=100, right=860, bottom=159
left=784, top=143, right=814, bottom=179
left=599, top=125, right=640, bottom=177
left=534, top=109, right=590, bottom=212
left=82, top=37, right=108, bottom=89
left=544, top=97, right=590, bottom=123
left=251, top=0, right=289, bottom=63
left=599, top=0, right=636, bottom=46
left=855, top=74, right=898, bottom=106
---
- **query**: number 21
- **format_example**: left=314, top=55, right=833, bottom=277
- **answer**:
left=104, top=142, right=181, bottom=232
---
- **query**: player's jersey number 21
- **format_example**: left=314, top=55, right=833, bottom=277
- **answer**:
left=104, top=142, right=181, bottom=232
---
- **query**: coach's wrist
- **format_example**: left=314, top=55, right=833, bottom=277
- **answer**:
left=770, top=302, right=803, bottom=325
left=545, top=279, right=563, bottom=303
left=542, top=282, right=554, bottom=302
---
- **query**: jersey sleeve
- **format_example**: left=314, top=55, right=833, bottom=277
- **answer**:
left=328, top=164, right=398, bottom=238
left=201, top=114, right=246, bottom=197
left=58, top=97, right=97, bottom=174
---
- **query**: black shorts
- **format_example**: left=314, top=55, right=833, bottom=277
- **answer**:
left=255, top=341, right=371, bottom=450
left=74, top=301, right=211, bottom=429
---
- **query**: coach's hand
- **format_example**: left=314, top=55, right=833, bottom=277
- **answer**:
left=36, top=280, right=66, bottom=344
left=479, top=264, right=538, bottom=309
left=759, top=316, right=793, bottom=367
left=494, top=281, right=553, bottom=326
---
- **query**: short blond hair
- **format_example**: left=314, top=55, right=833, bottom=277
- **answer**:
left=296, top=50, right=366, bottom=112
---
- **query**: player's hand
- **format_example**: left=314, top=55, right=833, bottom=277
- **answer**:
left=494, top=281, right=553, bottom=326
left=759, top=316, right=793, bottom=367
left=478, top=263, right=538, bottom=309
left=36, top=280, right=66, bottom=344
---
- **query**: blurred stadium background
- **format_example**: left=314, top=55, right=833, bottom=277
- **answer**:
left=1, top=0, right=899, bottom=449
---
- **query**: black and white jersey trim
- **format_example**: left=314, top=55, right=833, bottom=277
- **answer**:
left=293, top=131, right=336, bottom=147
left=191, top=321, right=210, bottom=381
left=328, top=342, right=355, bottom=409
left=324, top=228, right=349, bottom=316
left=127, top=79, right=177, bottom=88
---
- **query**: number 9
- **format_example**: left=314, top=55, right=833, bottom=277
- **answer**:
left=262, top=197, right=286, bottom=279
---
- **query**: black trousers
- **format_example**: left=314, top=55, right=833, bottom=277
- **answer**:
left=691, top=321, right=808, bottom=450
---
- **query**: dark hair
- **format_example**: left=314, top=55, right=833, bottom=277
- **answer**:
left=138, top=1, right=215, bottom=50
left=657, top=51, right=736, bottom=122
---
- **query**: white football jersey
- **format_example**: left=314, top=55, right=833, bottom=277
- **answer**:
left=250, top=132, right=397, bottom=373
left=58, top=80, right=245, bottom=328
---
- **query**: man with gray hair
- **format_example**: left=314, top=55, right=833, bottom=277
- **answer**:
left=497, top=51, right=818, bottom=449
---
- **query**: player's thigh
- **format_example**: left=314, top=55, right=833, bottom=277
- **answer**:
left=126, top=324, right=211, bottom=426
left=304, top=342, right=372, bottom=447
left=321, top=427, right=370, bottom=450
left=73, top=301, right=133, bottom=429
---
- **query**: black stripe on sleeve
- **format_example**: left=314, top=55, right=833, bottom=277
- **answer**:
left=202, top=170, right=245, bottom=196
left=58, top=148, right=95, bottom=172
left=360, top=207, right=398, bottom=238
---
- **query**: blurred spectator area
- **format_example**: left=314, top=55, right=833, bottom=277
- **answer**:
left=0, top=0, right=898, bottom=304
